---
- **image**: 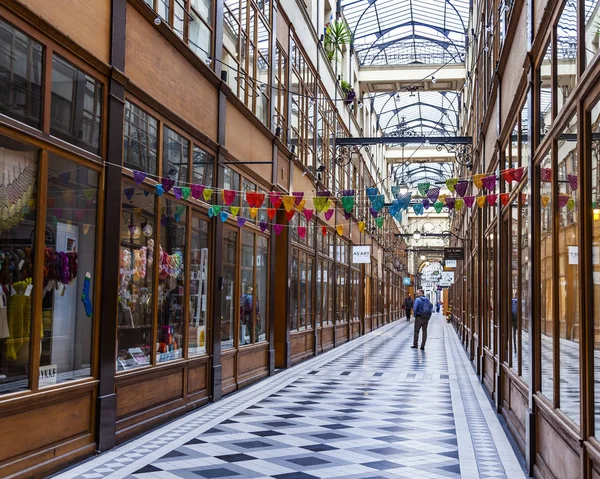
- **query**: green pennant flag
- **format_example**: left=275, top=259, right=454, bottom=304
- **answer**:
left=417, top=182, right=430, bottom=196
left=446, top=178, right=458, bottom=193
left=434, top=201, right=444, bottom=213
left=376, top=217, right=384, bottom=229
left=341, top=195, right=355, bottom=213
left=181, top=187, right=191, bottom=200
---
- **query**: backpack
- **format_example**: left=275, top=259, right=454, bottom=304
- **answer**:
left=421, top=298, right=433, bottom=319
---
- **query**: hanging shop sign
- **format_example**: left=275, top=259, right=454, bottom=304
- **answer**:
left=403, top=277, right=411, bottom=285
left=445, top=259, right=457, bottom=268
left=444, top=247, right=464, bottom=260
left=352, top=245, right=371, bottom=263
left=438, top=271, right=455, bottom=287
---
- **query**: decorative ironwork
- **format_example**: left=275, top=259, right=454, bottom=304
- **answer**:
left=435, top=143, right=473, bottom=170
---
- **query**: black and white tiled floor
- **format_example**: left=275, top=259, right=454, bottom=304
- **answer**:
left=55, top=316, right=525, bottom=479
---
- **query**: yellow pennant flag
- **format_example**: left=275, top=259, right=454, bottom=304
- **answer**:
left=336, top=225, right=343, bottom=236
left=249, top=207, right=258, bottom=219
left=438, top=195, right=447, bottom=204
left=230, top=206, right=240, bottom=218
left=473, top=174, right=485, bottom=190
left=541, top=195, right=550, bottom=208
left=358, top=221, right=365, bottom=233
left=477, top=196, right=486, bottom=208
left=296, top=199, right=306, bottom=212
left=203, top=188, right=213, bottom=202
left=282, top=196, right=296, bottom=212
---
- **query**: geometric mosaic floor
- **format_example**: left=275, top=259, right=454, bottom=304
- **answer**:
left=53, top=316, right=526, bottom=479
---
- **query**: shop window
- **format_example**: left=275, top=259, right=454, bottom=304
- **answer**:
left=0, top=136, right=38, bottom=394
left=592, top=97, right=600, bottom=435
left=221, top=228, right=237, bottom=350
left=50, top=55, right=102, bottom=155
left=486, top=233, right=495, bottom=351
left=163, top=126, right=189, bottom=183
left=556, top=1, right=576, bottom=116
left=256, top=235, right=268, bottom=342
left=274, top=44, right=288, bottom=144
left=337, top=266, right=348, bottom=323
left=520, top=182, right=531, bottom=383
left=538, top=41, right=552, bottom=143
left=539, top=151, right=553, bottom=399
left=189, top=216, right=209, bottom=356
left=117, top=186, right=155, bottom=371
left=557, top=117, right=579, bottom=424
left=240, top=231, right=255, bottom=345
left=156, top=201, right=186, bottom=363
left=510, top=204, right=519, bottom=370
left=290, top=249, right=299, bottom=330
left=520, top=97, right=530, bottom=168
left=192, top=145, right=214, bottom=185
left=326, top=261, right=333, bottom=324
left=42, top=154, right=99, bottom=384
left=585, top=0, right=600, bottom=68
left=123, top=101, right=159, bottom=174
left=0, top=18, right=43, bottom=129
left=316, top=259, right=323, bottom=326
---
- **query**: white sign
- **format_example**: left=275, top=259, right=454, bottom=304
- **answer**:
left=352, top=245, right=371, bottom=264
left=593, top=246, right=599, bottom=265
left=445, top=260, right=457, bottom=268
left=594, top=272, right=600, bottom=285
left=39, top=364, right=58, bottom=387
left=568, top=246, right=579, bottom=265
left=440, top=272, right=455, bottom=285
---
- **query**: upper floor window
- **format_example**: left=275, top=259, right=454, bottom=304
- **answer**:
left=0, top=18, right=43, bottom=129
left=124, top=101, right=159, bottom=174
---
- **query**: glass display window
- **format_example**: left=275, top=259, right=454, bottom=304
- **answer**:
left=124, top=101, right=159, bottom=175
left=221, top=228, right=237, bottom=350
left=189, top=216, right=209, bottom=356
left=163, top=126, right=189, bottom=184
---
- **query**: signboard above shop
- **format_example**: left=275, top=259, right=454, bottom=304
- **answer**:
left=444, top=247, right=464, bottom=260
left=352, top=245, right=371, bottom=263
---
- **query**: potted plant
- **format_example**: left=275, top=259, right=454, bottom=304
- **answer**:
left=324, top=20, right=352, bottom=64
left=340, top=79, right=356, bottom=104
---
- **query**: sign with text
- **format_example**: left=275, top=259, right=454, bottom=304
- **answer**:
left=403, top=277, right=411, bottom=285
left=444, top=247, right=464, bottom=260
left=352, top=245, right=371, bottom=263
left=445, top=259, right=457, bottom=268
left=439, top=271, right=455, bottom=287
left=39, top=364, right=58, bottom=387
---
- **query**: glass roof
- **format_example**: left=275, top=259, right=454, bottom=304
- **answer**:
left=393, top=162, right=454, bottom=187
left=341, top=0, right=470, bottom=66
left=373, top=91, right=460, bottom=137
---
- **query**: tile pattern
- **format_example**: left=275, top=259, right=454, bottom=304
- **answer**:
left=53, top=317, right=525, bottom=479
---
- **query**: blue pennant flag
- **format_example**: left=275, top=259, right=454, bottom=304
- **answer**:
left=412, top=203, right=424, bottom=215
left=365, top=187, right=379, bottom=200
left=370, top=194, right=385, bottom=212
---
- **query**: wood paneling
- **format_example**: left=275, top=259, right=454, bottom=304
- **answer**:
left=536, top=413, right=581, bottom=479
left=238, top=344, right=269, bottom=387
left=19, top=0, right=111, bottom=64
left=125, top=4, right=218, bottom=141
left=116, top=369, right=184, bottom=418
left=187, top=361, right=209, bottom=394
left=321, top=326, right=334, bottom=352
left=290, top=330, right=314, bottom=364
left=221, top=351, right=237, bottom=395
left=483, top=349, right=495, bottom=397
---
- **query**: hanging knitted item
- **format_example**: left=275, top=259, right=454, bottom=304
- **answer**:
left=343, top=211, right=352, bottom=220
left=358, top=221, right=366, bottom=233
left=388, top=199, right=401, bottom=217
left=155, top=184, right=164, bottom=196
left=191, top=184, right=204, bottom=199
left=324, top=208, right=334, bottom=221
left=482, top=175, right=497, bottom=191
left=293, top=191, right=304, bottom=205
left=446, top=178, right=458, bottom=193
left=365, top=187, right=379, bottom=199
left=282, top=195, right=296, bottom=212
left=245, top=191, right=260, bottom=207
left=220, top=211, right=229, bottom=223
left=417, top=182, right=430, bottom=196
left=427, top=186, right=440, bottom=202
left=161, top=177, right=175, bottom=193
left=487, top=194, right=498, bottom=206
left=502, top=169, right=515, bottom=184
left=173, top=187, right=183, bottom=200
left=336, top=225, right=343, bottom=236
left=513, top=167, right=525, bottom=182
left=313, top=196, right=330, bottom=213
left=269, top=191, right=283, bottom=209
left=477, top=196, right=486, bottom=208
left=540, top=168, right=552, bottom=183
left=267, top=208, right=277, bottom=220
left=455, top=181, right=469, bottom=198
left=341, top=195, right=355, bottom=213
left=412, top=203, right=424, bottom=215
left=422, top=199, right=431, bottom=210
left=303, top=209, right=314, bottom=222
left=273, top=224, right=284, bottom=236
left=181, top=187, right=191, bottom=200
left=473, top=174, right=485, bottom=190
left=322, top=226, right=327, bottom=237
left=464, top=196, right=475, bottom=208
left=230, top=206, right=240, bottom=218
left=124, top=187, right=135, bottom=201
left=296, top=199, right=306, bottom=212
left=398, top=192, right=412, bottom=210
left=133, top=170, right=147, bottom=185
left=568, top=173, right=578, bottom=191
left=286, top=210, right=295, bottom=222
left=393, top=211, right=403, bottom=222
left=434, top=201, right=444, bottom=213
left=249, top=207, right=258, bottom=219
left=558, top=194, right=570, bottom=209
left=298, top=226, right=307, bottom=239
left=376, top=217, right=385, bottom=229
left=500, top=193, right=510, bottom=206
left=222, top=190, right=236, bottom=206
left=541, top=195, right=550, bottom=208
left=341, top=189, right=355, bottom=197
left=259, top=221, right=268, bottom=232
left=237, top=217, right=246, bottom=228
left=455, top=199, right=464, bottom=211
left=202, top=188, right=213, bottom=202
left=445, top=198, right=455, bottom=210
left=369, top=207, right=378, bottom=218
left=567, top=198, right=575, bottom=211
left=391, top=185, right=401, bottom=198
left=371, top=194, right=385, bottom=212
left=208, top=205, right=221, bottom=217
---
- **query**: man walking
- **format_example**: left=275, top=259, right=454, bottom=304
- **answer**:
left=403, top=295, right=413, bottom=322
left=412, top=290, right=433, bottom=350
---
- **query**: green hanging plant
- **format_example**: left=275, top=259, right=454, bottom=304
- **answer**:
left=340, top=79, right=356, bottom=104
left=324, top=20, right=352, bottom=63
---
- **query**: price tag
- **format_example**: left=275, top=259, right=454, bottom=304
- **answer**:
left=24, top=284, right=33, bottom=297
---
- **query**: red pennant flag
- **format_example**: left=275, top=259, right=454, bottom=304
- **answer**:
left=303, top=209, right=314, bottom=222
left=500, top=193, right=509, bottom=206
left=501, top=169, right=514, bottom=184
left=245, top=191, right=258, bottom=207
left=269, top=191, right=283, bottom=209
left=222, top=190, right=236, bottom=206
left=285, top=210, right=295, bottom=222
left=513, top=167, right=525, bottom=182
left=321, top=225, right=327, bottom=237
left=267, top=208, right=277, bottom=220
left=487, top=194, right=498, bottom=206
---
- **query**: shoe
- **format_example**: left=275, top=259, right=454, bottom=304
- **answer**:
left=411, top=345, right=418, bottom=349
left=420, top=346, right=425, bottom=350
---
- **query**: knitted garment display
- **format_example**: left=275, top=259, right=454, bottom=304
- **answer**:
left=0, top=148, right=37, bottom=233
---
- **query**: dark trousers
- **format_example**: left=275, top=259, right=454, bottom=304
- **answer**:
left=413, top=316, right=429, bottom=347
left=405, top=308, right=412, bottom=320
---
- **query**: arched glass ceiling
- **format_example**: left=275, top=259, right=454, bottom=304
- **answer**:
left=393, top=162, right=454, bottom=187
left=341, top=0, right=470, bottom=66
left=373, top=91, right=460, bottom=137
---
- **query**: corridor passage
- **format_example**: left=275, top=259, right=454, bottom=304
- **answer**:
left=57, top=318, right=525, bottom=479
